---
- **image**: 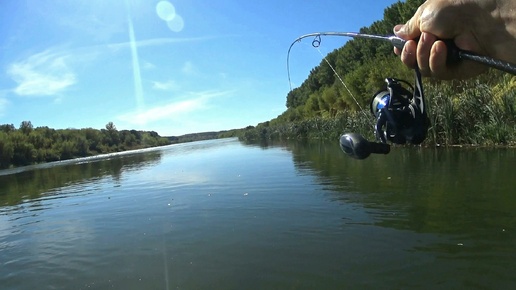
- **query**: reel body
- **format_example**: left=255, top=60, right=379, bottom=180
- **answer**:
left=371, top=74, right=429, bottom=145
left=340, top=69, right=429, bottom=159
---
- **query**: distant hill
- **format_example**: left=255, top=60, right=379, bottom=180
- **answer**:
left=166, top=129, right=241, bottom=143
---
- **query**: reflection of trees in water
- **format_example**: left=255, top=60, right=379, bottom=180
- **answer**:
left=281, top=140, right=516, bottom=235
left=0, top=151, right=162, bottom=207
left=239, top=138, right=302, bottom=151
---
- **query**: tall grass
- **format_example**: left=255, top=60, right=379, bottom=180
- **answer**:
left=240, top=110, right=374, bottom=142
left=425, top=77, right=516, bottom=146
left=240, top=76, right=516, bottom=147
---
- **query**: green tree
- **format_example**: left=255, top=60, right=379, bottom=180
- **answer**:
left=103, top=122, right=120, bottom=149
left=19, top=121, right=33, bottom=135
left=0, top=132, right=14, bottom=168
left=10, top=131, right=35, bottom=166
left=0, top=124, right=15, bottom=133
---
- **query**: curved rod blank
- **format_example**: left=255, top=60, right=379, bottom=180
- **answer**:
left=287, top=32, right=516, bottom=87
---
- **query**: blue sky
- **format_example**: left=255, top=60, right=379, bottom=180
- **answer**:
left=0, top=0, right=401, bottom=136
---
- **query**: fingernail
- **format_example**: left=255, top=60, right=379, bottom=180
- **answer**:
left=403, top=42, right=413, bottom=55
left=393, top=25, right=404, bottom=35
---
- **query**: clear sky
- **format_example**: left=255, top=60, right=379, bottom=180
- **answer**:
left=0, top=0, right=402, bottom=136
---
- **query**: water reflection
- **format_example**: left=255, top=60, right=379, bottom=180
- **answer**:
left=0, top=150, right=162, bottom=208
left=278, top=140, right=516, bottom=287
left=284, top=141, right=516, bottom=233
left=2, top=138, right=516, bottom=289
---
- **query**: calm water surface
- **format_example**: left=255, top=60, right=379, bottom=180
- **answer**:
left=1, top=138, right=516, bottom=289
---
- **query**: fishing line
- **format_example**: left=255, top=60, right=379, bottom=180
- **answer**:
left=313, top=46, right=368, bottom=115
left=288, top=32, right=428, bottom=160
left=287, top=34, right=368, bottom=116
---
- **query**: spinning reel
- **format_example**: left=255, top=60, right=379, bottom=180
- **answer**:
left=288, top=31, right=516, bottom=160
left=339, top=69, right=429, bottom=159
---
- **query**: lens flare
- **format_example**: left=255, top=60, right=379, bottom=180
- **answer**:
left=167, top=15, right=184, bottom=32
left=127, top=15, right=144, bottom=109
left=156, top=1, right=184, bottom=32
left=156, top=1, right=176, bottom=21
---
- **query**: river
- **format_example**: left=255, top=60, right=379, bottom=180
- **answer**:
left=1, top=138, right=515, bottom=289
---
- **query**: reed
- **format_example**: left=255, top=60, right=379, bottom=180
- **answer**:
left=240, top=78, right=516, bottom=146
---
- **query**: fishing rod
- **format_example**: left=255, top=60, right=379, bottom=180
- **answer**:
left=288, top=32, right=516, bottom=76
left=287, top=32, right=516, bottom=159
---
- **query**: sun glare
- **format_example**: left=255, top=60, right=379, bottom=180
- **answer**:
left=167, top=15, right=184, bottom=32
left=156, top=1, right=176, bottom=21
left=156, top=1, right=184, bottom=32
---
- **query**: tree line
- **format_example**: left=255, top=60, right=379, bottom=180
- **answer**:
left=239, top=0, right=516, bottom=147
left=0, top=121, right=170, bottom=169
left=168, top=129, right=239, bottom=144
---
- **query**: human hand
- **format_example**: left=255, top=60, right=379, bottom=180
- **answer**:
left=393, top=0, right=516, bottom=80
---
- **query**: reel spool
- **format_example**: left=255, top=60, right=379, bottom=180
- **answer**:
left=340, top=70, right=429, bottom=159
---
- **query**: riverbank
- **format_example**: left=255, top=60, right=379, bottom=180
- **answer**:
left=239, top=76, right=516, bottom=148
left=0, top=122, right=171, bottom=169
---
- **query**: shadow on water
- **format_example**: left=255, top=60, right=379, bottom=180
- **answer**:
left=0, top=150, right=163, bottom=207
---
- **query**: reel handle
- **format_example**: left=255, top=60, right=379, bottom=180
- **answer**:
left=339, top=133, right=390, bottom=160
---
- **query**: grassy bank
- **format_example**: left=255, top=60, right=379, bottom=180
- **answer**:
left=239, top=75, right=516, bottom=147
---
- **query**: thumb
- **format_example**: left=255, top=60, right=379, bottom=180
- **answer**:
left=394, top=4, right=427, bottom=40
left=394, top=16, right=422, bottom=40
